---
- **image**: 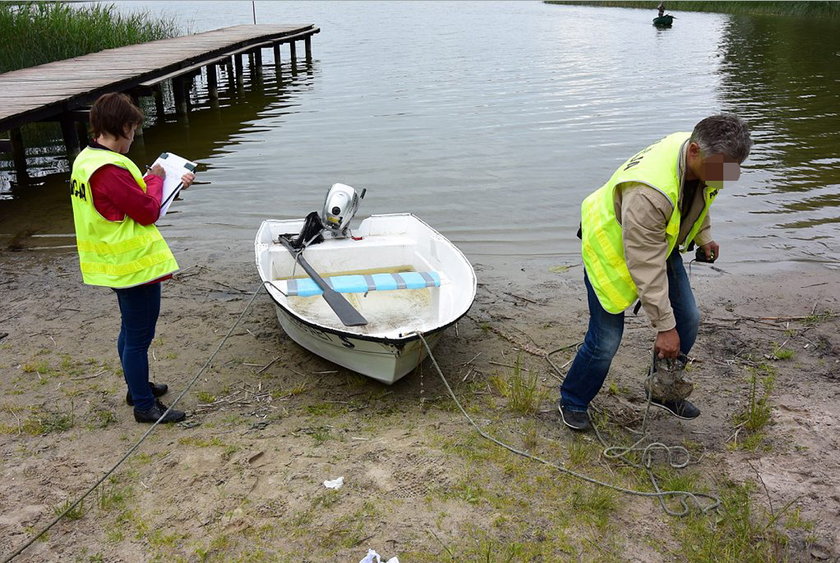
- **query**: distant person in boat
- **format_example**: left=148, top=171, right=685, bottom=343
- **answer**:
left=69, top=92, right=194, bottom=424
left=657, top=2, right=665, bottom=17
left=558, top=114, right=751, bottom=431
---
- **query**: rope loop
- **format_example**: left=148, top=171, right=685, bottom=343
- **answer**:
left=419, top=332, right=721, bottom=518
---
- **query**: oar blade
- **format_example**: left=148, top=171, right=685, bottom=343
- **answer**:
left=278, top=236, right=368, bottom=327
left=322, top=291, right=368, bottom=326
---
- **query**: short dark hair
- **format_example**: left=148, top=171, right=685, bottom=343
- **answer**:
left=690, top=114, right=752, bottom=163
left=89, top=93, right=144, bottom=140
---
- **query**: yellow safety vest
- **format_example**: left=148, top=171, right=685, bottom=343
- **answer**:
left=580, top=132, right=718, bottom=313
left=70, top=147, right=178, bottom=288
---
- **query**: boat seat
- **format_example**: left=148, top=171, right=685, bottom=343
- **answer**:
left=277, top=271, right=441, bottom=297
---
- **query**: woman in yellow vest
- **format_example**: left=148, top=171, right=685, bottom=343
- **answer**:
left=558, top=115, right=751, bottom=431
left=70, top=93, right=194, bottom=423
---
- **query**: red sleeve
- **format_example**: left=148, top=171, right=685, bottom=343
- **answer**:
left=90, top=165, right=163, bottom=225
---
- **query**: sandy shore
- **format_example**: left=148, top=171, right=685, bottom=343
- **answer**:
left=1, top=247, right=838, bottom=561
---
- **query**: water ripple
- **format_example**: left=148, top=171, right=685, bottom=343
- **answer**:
left=2, top=2, right=839, bottom=270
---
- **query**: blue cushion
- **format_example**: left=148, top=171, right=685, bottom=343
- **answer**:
left=285, top=271, right=440, bottom=297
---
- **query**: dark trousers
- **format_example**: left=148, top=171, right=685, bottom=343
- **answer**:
left=113, top=282, right=161, bottom=410
left=560, top=251, right=700, bottom=412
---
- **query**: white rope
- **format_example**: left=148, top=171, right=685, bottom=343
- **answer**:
left=418, top=333, right=719, bottom=516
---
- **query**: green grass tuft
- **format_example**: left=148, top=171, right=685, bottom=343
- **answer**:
left=672, top=479, right=797, bottom=561
left=53, top=499, right=85, bottom=521
left=733, top=370, right=775, bottom=433
left=22, top=406, right=74, bottom=435
left=488, top=353, right=547, bottom=415
left=771, top=343, right=794, bottom=360
left=196, top=391, right=217, bottom=404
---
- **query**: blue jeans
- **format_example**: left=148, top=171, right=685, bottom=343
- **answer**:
left=560, top=251, right=700, bottom=412
left=114, top=282, right=162, bottom=410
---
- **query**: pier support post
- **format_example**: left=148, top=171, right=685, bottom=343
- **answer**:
left=252, top=48, right=263, bottom=75
left=187, top=69, right=200, bottom=107
left=223, top=59, right=235, bottom=93
left=153, top=86, right=166, bottom=120
left=75, top=120, right=88, bottom=146
left=273, top=43, right=281, bottom=68
left=305, top=36, right=312, bottom=63
left=60, top=114, right=81, bottom=158
left=234, top=53, right=244, bottom=88
left=207, top=63, right=219, bottom=102
left=9, top=128, right=28, bottom=183
left=173, top=76, right=189, bottom=122
left=249, top=51, right=264, bottom=90
left=69, top=109, right=90, bottom=145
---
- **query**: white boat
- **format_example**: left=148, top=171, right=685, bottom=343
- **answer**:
left=254, top=186, right=476, bottom=384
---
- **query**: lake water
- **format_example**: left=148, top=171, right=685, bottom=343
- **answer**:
left=2, top=1, right=839, bottom=278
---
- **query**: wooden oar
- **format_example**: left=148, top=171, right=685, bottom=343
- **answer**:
left=278, top=237, right=368, bottom=327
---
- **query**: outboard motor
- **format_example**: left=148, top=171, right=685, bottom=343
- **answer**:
left=321, top=183, right=365, bottom=239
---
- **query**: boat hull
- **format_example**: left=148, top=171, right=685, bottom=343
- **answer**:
left=274, top=305, right=444, bottom=384
left=653, top=15, right=674, bottom=27
left=255, top=213, right=475, bottom=384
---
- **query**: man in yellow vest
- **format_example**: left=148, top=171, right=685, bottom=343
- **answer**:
left=559, top=115, right=751, bottom=431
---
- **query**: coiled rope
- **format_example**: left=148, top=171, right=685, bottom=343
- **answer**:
left=548, top=346, right=720, bottom=515
left=2, top=283, right=268, bottom=562
left=419, top=333, right=720, bottom=517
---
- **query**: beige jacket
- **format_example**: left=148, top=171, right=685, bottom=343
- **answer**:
left=613, top=144, right=712, bottom=332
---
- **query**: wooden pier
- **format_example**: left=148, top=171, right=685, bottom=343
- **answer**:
left=0, top=24, right=319, bottom=180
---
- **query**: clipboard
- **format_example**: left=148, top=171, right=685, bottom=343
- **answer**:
left=153, top=152, right=197, bottom=220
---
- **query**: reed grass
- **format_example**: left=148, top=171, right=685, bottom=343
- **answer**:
left=733, top=370, right=774, bottom=433
left=545, top=1, right=840, bottom=17
left=489, top=353, right=547, bottom=415
left=0, top=2, right=181, bottom=74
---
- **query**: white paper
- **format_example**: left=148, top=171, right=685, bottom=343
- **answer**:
left=323, top=476, right=344, bottom=489
left=359, top=549, right=399, bottom=563
left=153, top=152, right=197, bottom=221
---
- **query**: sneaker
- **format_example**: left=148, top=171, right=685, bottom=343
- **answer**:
left=649, top=397, right=701, bottom=420
left=558, top=404, right=591, bottom=431
left=126, top=382, right=169, bottom=406
left=134, top=400, right=186, bottom=424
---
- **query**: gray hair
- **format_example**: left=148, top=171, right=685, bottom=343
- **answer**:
left=690, top=114, right=752, bottom=163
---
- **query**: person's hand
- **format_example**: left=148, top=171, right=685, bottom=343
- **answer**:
left=699, top=241, right=720, bottom=263
left=654, top=328, right=680, bottom=359
left=180, top=172, right=195, bottom=189
left=148, top=164, right=165, bottom=179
